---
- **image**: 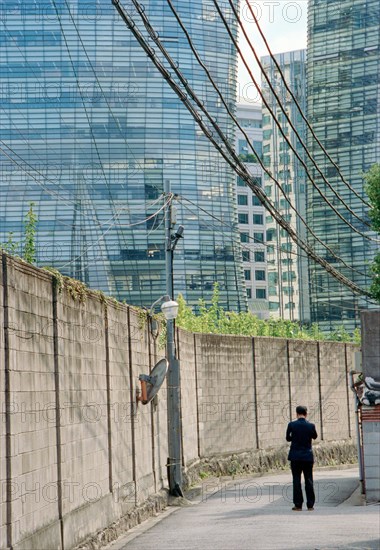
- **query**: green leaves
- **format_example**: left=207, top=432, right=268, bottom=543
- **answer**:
left=1, top=202, right=38, bottom=264
left=176, top=284, right=359, bottom=342
left=364, top=164, right=380, bottom=303
left=23, top=202, right=37, bottom=264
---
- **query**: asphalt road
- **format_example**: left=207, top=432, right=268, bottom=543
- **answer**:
left=107, top=468, right=380, bottom=550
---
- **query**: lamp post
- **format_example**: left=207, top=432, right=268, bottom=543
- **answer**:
left=164, top=179, right=184, bottom=497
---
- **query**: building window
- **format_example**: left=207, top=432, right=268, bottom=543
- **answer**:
left=268, top=272, right=278, bottom=284
left=253, top=140, right=263, bottom=158
left=269, top=301, right=280, bottom=310
left=252, top=195, right=261, bottom=206
left=254, top=232, right=264, bottom=243
left=252, top=176, right=262, bottom=187
left=242, top=250, right=250, bottom=262
left=238, top=194, right=248, bottom=206
left=282, top=271, right=296, bottom=282
left=246, top=288, right=252, bottom=299
left=244, top=269, right=251, bottom=281
left=255, top=270, right=266, bottom=281
left=285, top=302, right=295, bottom=310
left=254, top=251, right=265, bottom=262
left=256, top=288, right=267, bottom=299
left=280, top=153, right=290, bottom=164
left=237, top=176, right=246, bottom=187
left=238, top=213, right=249, bottom=224
left=263, top=114, right=271, bottom=126
left=263, top=129, right=272, bottom=139
left=253, top=214, right=264, bottom=225
left=240, top=232, right=250, bottom=243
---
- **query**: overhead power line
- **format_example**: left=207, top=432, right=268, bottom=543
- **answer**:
left=128, top=0, right=369, bottom=279
left=0, top=141, right=163, bottom=225
left=213, top=0, right=376, bottom=241
left=178, top=198, right=377, bottom=310
left=112, top=0, right=371, bottom=298
left=164, top=0, right=371, bottom=278
left=242, top=0, right=372, bottom=210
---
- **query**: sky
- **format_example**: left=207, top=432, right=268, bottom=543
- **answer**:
left=237, top=0, right=308, bottom=103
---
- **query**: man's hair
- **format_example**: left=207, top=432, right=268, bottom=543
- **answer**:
left=296, top=405, right=308, bottom=416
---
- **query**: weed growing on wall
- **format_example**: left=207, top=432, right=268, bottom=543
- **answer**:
left=23, top=202, right=37, bottom=264
left=176, top=284, right=360, bottom=343
left=0, top=201, right=37, bottom=262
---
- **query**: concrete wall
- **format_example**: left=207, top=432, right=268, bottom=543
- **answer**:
left=0, top=255, right=359, bottom=548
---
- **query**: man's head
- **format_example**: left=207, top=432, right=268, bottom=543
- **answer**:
left=296, top=405, right=308, bottom=418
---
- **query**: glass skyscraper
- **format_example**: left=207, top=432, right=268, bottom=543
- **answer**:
left=261, top=50, right=310, bottom=323
left=307, top=0, right=380, bottom=331
left=0, top=0, right=245, bottom=310
left=235, top=102, right=269, bottom=319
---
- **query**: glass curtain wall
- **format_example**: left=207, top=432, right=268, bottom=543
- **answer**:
left=307, top=0, right=380, bottom=331
left=0, top=0, right=245, bottom=311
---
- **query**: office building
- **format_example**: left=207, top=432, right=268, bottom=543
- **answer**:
left=261, top=50, right=310, bottom=322
left=0, top=0, right=245, bottom=311
left=235, top=102, right=269, bottom=318
left=307, top=0, right=379, bottom=331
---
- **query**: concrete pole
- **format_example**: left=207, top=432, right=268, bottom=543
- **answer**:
left=165, top=179, right=183, bottom=496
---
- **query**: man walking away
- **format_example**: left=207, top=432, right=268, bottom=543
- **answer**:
left=286, top=405, right=318, bottom=511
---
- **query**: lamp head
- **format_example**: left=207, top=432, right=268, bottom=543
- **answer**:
left=161, top=299, right=179, bottom=320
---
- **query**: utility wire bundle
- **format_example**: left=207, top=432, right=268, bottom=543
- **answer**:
left=112, top=0, right=375, bottom=298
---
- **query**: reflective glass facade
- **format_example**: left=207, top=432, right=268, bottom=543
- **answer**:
left=0, top=0, right=245, bottom=310
left=261, top=50, right=310, bottom=323
left=235, top=103, right=269, bottom=319
left=307, top=0, right=380, bottom=331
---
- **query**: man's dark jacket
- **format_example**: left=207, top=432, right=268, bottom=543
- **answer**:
left=286, top=418, right=318, bottom=462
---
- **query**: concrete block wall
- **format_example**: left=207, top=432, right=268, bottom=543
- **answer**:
left=58, top=290, right=110, bottom=550
left=319, top=342, right=352, bottom=442
left=177, top=330, right=198, bottom=467
left=0, top=255, right=361, bottom=548
left=0, top=256, right=7, bottom=549
left=107, top=304, right=134, bottom=511
left=4, top=258, right=61, bottom=549
left=288, top=341, right=320, bottom=427
left=128, top=308, right=155, bottom=505
left=195, top=334, right=256, bottom=456
left=255, top=337, right=289, bottom=450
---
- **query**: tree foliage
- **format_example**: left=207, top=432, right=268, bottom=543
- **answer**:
left=0, top=202, right=38, bottom=264
left=23, top=202, right=37, bottom=264
left=365, top=164, right=380, bottom=303
left=176, top=284, right=360, bottom=343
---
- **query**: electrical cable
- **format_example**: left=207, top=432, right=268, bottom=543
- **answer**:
left=213, top=0, right=376, bottom=240
left=179, top=198, right=377, bottom=310
left=225, top=0, right=373, bottom=228
left=164, top=0, right=372, bottom=276
left=57, top=195, right=171, bottom=269
left=51, top=0, right=157, bottom=292
left=180, top=195, right=374, bottom=297
left=0, top=141, right=164, bottom=224
left=242, top=0, right=372, bottom=210
left=128, top=0, right=369, bottom=280
left=60, top=0, right=163, bottom=194
left=112, top=0, right=371, bottom=298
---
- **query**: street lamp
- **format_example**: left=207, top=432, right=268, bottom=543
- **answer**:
left=164, top=179, right=184, bottom=497
left=161, top=299, right=179, bottom=320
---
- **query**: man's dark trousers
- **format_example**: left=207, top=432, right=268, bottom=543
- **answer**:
left=290, top=460, right=315, bottom=509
